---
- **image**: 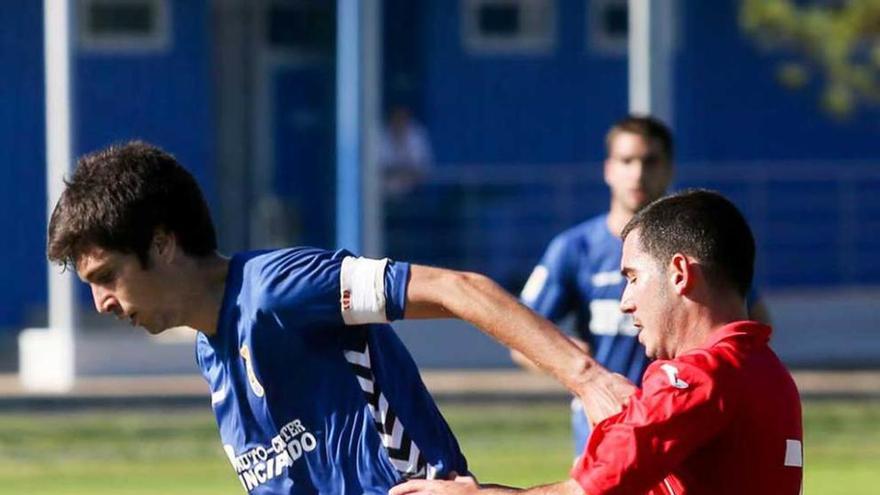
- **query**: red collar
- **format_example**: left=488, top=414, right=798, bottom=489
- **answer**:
left=700, top=320, right=772, bottom=350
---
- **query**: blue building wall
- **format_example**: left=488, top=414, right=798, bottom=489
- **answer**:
left=75, top=0, right=216, bottom=201
left=420, top=0, right=629, bottom=164
left=0, top=0, right=48, bottom=332
left=416, top=0, right=880, bottom=164
left=0, top=0, right=216, bottom=332
left=676, top=0, right=880, bottom=162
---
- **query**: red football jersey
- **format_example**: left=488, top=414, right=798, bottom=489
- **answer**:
left=571, top=321, right=803, bottom=495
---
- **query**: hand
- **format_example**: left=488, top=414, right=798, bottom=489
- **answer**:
left=579, top=372, right=637, bottom=426
left=390, top=476, right=481, bottom=495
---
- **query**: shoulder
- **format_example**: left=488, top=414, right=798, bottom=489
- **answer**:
left=643, top=347, right=747, bottom=412
left=238, top=247, right=351, bottom=310
left=545, top=216, right=605, bottom=258
left=241, top=246, right=347, bottom=275
left=194, top=332, right=216, bottom=368
left=241, top=247, right=349, bottom=285
left=642, top=352, right=725, bottom=398
left=556, top=215, right=609, bottom=249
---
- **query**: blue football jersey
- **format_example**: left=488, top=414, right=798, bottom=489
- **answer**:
left=196, top=247, right=467, bottom=494
left=521, top=214, right=648, bottom=454
left=521, top=214, right=649, bottom=383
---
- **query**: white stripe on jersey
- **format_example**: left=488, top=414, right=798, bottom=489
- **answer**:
left=340, top=256, right=390, bottom=325
left=591, top=270, right=623, bottom=287
left=588, top=299, right=638, bottom=336
left=210, top=383, right=229, bottom=405
left=520, top=266, right=548, bottom=304
left=784, top=439, right=803, bottom=467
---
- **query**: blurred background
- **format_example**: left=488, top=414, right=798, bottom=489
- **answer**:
left=0, top=0, right=878, bottom=494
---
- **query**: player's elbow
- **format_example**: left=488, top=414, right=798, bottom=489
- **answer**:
left=408, top=266, right=492, bottom=315
left=440, top=270, right=507, bottom=314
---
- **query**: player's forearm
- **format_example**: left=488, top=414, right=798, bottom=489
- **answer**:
left=405, top=265, right=602, bottom=396
left=391, top=478, right=585, bottom=495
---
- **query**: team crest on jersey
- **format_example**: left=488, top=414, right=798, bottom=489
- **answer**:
left=240, top=345, right=265, bottom=397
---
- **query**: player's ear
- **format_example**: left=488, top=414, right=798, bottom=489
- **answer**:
left=151, top=228, right=177, bottom=264
left=668, top=252, right=693, bottom=296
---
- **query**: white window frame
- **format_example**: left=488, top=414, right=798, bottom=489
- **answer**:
left=78, top=0, right=170, bottom=53
left=462, top=0, right=556, bottom=56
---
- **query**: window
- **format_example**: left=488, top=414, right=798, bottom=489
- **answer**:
left=265, top=0, right=335, bottom=60
left=79, top=0, right=169, bottom=53
left=463, top=0, right=556, bottom=55
left=589, top=0, right=628, bottom=56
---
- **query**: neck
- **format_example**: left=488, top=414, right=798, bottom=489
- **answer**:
left=670, top=290, right=749, bottom=358
left=178, top=253, right=230, bottom=337
left=606, top=200, right=635, bottom=238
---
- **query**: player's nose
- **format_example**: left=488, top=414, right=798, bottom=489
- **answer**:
left=619, top=289, right=635, bottom=314
left=91, top=285, right=116, bottom=315
left=630, top=159, right=644, bottom=178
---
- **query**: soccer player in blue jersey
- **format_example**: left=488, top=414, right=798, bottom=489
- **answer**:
left=47, top=141, right=633, bottom=494
left=517, top=115, right=770, bottom=454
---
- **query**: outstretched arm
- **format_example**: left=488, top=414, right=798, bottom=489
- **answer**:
left=390, top=476, right=586, bottom=495
left=404, top=265, right=634, bottom=424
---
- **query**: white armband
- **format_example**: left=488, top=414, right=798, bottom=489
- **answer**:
left=340, top=256, right=390, bottom=325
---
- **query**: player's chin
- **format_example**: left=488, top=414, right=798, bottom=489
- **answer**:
left=630, top=197, right=652, bottom=212
left=640, top=336, right=657, bottom=359
left=634, top=192, right=663, bottom=211
left=141, top=321, right=166, bottom=335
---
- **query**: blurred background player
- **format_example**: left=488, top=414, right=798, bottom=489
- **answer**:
left=516, top=115, right=771, bottom=454
left=378, top=104, right=434, bottom=198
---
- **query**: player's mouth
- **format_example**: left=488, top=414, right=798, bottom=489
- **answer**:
left=633, top=321, right=644, bottom=337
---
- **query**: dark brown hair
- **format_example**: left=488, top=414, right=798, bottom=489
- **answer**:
left=621, top=189, right=755, bottom=297
left=47, top=141, right=217, bottom=268
left=606, top=114, right=674, bottom=161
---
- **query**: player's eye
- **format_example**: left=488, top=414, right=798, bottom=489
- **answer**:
left=94, top=270, right=116, bottom=284
left=644, top=155, right=663, bottom=168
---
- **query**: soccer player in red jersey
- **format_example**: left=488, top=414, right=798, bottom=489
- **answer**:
left=392, top=190, right=804, bottom=495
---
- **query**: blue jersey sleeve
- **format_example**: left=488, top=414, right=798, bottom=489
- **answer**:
left=520, top=232, right=578, bottom=322
left=384, top=258, right=410, bottom=321
left=251, top=247, right=410, bottom=328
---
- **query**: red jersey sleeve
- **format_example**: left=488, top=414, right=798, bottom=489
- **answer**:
left=571, top=357, right=734, bottom=495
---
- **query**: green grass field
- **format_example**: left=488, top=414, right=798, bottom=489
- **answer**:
left=0, top=400, right=876, bottom=494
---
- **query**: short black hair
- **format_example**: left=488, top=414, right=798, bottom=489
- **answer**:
left=47, top=141, right=217, bottom=268
left=621, top=189, right=755, bottom=297
left=606, top=114, right=674, bottom=161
